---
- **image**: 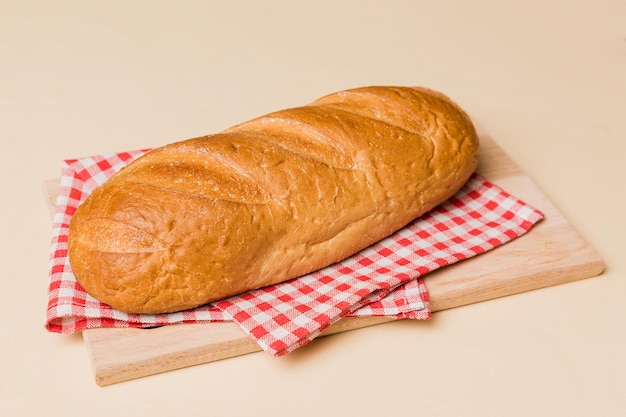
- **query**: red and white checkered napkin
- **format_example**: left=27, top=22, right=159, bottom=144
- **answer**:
left=46, top=150, right=544, bottom=356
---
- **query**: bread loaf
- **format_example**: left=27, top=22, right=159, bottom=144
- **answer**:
left=68, top=86, right=479, bottom=314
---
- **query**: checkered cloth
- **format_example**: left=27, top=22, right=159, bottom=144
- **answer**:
left=46, top=149, right=544, bottom=356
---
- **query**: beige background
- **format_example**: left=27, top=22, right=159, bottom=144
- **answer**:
left=1, top=0, right=624, bottom=415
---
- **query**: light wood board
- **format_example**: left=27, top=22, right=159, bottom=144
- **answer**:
left=44, top=132, right=604, bottom=386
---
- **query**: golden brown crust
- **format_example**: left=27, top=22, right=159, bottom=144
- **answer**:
left=68, top=86, right=479, bottom=314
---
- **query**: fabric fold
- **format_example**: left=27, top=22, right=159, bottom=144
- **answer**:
left=46, top=149, right=544, bottom=356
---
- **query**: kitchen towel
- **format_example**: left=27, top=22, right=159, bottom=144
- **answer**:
left=46, top=149, right=543, bottom=356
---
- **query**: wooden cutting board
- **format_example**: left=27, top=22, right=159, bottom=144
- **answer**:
left=44, top=130, right=604, bottom=386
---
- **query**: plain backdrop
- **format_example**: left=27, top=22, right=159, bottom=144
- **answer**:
left=1, top=1, right=624, bottom=416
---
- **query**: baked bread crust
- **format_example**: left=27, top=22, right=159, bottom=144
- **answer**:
left=68, top=86, right=479, bottom=314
